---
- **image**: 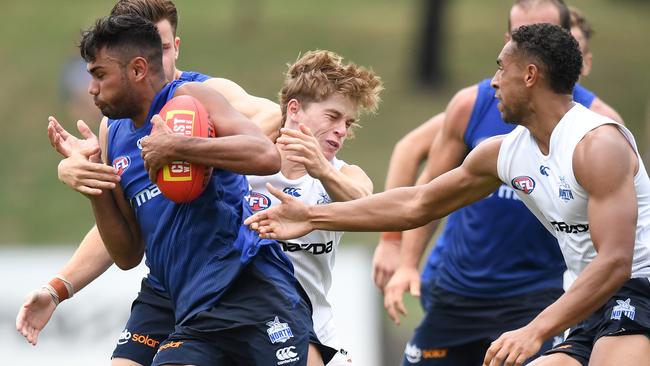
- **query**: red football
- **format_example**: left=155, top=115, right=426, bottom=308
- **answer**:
left=156, top=95, right=215, bottom=203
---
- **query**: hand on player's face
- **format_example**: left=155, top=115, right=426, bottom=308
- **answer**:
left=383, top=266, right=421, bottom=325
left=47, top=116, right=100, bottom=161
left=483, top=325, right=543, bottom=366
left=244, top=183, right=314, bottom=240
left=141, top=114, right=176, bottom=183
left=277, top=124, right=332, bottom=179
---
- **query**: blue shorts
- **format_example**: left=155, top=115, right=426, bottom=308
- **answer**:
left=112, top=277, right=175, bottom=365
left=544, top=277, right=650, bottom=366
left=403, top=282, right=563, bottom=365
left=152, top=245, right=314, bottom=366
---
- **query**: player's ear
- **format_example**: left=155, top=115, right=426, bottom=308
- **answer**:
left=130, top=57, right=148, bottom=81
left=287, top=99, right=301, bottom=117
left=524, top=64, right=538, bottom=87
left=174, top=36, right=181, bottom=60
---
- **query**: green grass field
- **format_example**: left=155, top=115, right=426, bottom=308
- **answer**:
left=1, top=0, right=648, bottom=244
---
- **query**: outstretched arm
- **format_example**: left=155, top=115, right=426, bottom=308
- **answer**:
left=246, top=137, right=503, bottom=239
left=484, top=124, right=637, bottom=366
left=383, top=87, right=475, bottom=321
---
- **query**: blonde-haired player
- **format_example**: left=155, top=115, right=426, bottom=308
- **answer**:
left=247, top=49, right=382, bottom=364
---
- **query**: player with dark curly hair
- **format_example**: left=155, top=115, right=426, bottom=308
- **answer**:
left=246, top=23, right=650, bottom=366
left=374, top=2, right=623, bottom=365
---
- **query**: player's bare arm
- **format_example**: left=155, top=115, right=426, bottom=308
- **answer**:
left=374, top=87, right=473, bottom=290
left=203, top=77, right=282, bottom=139
left=484, top=124, right=638, bottom=366
left=384, top=112, right=445, bottom=190
left=372, top=112, right=445, bottom=289
left=246, top=137, right=503, bottom=239
left=140, top=82, right=280, bottom=181
left=396, top=85, right=477, bottom=265
left=383, top=86, right=477, bottom=321
left=15, top=225, right=115, bottom=345
left=89, top=118, right=144, bottom=270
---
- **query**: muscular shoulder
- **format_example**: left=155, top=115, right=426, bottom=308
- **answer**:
left=574, top=124, right=637, bottom=191
left=464, top=135, right=503, bottom=176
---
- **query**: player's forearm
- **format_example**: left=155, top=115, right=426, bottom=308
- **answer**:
left=527, top=254, right=631, bottom=341
left=384, top=139, right=427, bottom=190
left=384, top=114, right=443, bottom=190
left=308, top=185, right=434, bottom=232
left=90, top=193, right=143, bottom=270
left=393, top=157, right=446, bottom=267
left=172, top=135, right=281, bottom=176
left=319, top=167, right=372, bottom=202
left=58, top=225, right=114, bottom=292
left=399, top=220, right=440, bottom=268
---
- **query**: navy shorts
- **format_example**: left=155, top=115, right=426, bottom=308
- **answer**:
left=544, top=277, right=650, bottom=366
left=112, top=277, right=175, bottom=365
left=402, top=282, right=563, bottom=365
left=152, top=245, right=314, bottom=366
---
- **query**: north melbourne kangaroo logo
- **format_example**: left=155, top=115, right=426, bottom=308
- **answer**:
left=611, top=298, right=636, bottom=320
left=267, top=316, right=294, bottom=344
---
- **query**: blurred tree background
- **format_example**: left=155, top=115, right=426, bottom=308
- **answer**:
left=1, top=0, right=648, bottom=247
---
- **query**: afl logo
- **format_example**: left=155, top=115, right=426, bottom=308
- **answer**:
left=112, top=156, right=131, bottom=176
left=511, top=176, right=535, bottom=194
left=248, top=191, right=271, bottom=211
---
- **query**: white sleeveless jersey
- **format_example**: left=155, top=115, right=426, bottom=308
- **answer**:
left=497, top=103, right=650, bottom=286
left=247, top=158, right=346, bottom=350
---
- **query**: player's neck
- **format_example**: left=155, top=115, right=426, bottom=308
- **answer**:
left=131, top=78, right=167, bottom=127
left=528, top=94, right=575, bottom=154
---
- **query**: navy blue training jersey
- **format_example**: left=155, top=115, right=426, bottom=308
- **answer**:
left=105, top=70, right=211, bottom=294
left=421, top=79, right=596, bottom=297
left=106, top=80, right=284, bottom=324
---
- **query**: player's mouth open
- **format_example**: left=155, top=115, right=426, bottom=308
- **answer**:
left=327, top=140, right=340, bottom=149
